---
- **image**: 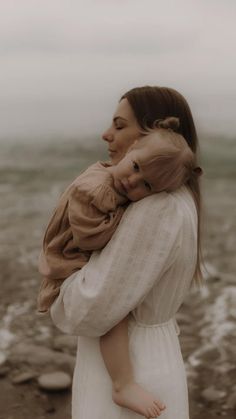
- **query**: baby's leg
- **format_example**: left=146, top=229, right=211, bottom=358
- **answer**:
left=100, top=316, right=166, bottom=418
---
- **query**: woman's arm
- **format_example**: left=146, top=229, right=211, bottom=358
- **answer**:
left=51, top=192, right=181, bottom=337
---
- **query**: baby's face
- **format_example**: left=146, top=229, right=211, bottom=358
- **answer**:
left=111, top=149, right=154, bottom=202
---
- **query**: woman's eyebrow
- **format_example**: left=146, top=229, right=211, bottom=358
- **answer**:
left=113, top=116, right=128, bottom=123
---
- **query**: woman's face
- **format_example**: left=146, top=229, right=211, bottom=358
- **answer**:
left=102, top=98, right=141, bottom=165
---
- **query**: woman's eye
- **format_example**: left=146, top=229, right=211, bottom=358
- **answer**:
left=144, top=181, right=151, bottom=191
left=133, top=161, right=139, bottom=171
left=116, top=126, right=123, bottom=130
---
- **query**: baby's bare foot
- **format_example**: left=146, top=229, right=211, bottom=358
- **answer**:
left=112, top=381, right=166, bottom=418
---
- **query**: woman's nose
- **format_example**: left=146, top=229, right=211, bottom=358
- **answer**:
left=102, top=129, right=113, bottom=143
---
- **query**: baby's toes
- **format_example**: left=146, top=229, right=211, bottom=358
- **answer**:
left=154, top=400, right=165, bottom=411
left=148, top=406, right=160, bottom=418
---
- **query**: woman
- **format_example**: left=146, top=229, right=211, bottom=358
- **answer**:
left=51, top=86, right=201, bottom=419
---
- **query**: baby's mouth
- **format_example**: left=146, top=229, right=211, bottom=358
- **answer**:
left=114, top=179, right=128, bottom=196
left=120, top=180, right=129, bottom=194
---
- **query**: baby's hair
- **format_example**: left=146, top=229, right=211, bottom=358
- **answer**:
left=130, top=117, right=201, bottom=193
left=154, top=116, right=180, bottom=132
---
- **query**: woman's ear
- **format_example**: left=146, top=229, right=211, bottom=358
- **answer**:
left=127, top=139, right=139, bottom=152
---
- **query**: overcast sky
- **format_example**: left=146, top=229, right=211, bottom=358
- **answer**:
left=0, top=0, right=236, bottom=144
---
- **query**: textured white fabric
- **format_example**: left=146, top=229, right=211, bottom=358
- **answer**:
left=51, top=186, right=197, bottom=419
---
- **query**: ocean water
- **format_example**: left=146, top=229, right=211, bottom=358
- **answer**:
left=0, top=136, right=235, bottom=356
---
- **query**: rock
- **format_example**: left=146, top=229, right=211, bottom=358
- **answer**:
left=175, top=313, right=191, bottom=325
left=0, top=365, right=10, bottom=377
left=215, top=362, right=236, bottom=374
left=226, top=392, right=236, bottom=409
left=38, top=371, right=71, bottom=391
left=45, top=406, right=56, bottom=413
left=53, top=335, right=78, bottom=353
left=201, top=386, right=226, bottom=402
left=0, top=351, right=7, bottom=366
left=201, top=262, right=221, bottom=282
left=199, top=347, right=221, bottom=363
left=9, top=342, right=76, bottom=374
left=179, top=336, right=198, bottom=351
left=11, top=371, right=37, bottom=384
left=178, top=324, right=198, bottom=336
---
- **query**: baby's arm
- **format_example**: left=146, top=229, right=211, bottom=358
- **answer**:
left=100, top=317, right=166, bottom=418
left=68, top=181, right=126, bottom=251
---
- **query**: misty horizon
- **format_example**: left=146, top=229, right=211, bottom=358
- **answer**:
left=1, top=0, right=236, bottom=143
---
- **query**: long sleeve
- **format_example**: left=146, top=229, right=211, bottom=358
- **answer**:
left=50, top=191, right=182, bottom=337
left=68, top=181, right=126, bottom=251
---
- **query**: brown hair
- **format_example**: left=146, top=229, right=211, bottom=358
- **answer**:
left=121, top=86, right=202, bottom=284
left=121, top=86, right=198, bottom=153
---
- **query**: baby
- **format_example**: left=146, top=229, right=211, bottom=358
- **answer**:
left=38, top=117, right=199, bottom=418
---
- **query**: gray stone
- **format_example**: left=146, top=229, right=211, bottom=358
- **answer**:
left=175, top=313, right=191, bottom=325
left=179, top=336, right=198, bottom=351
left=226, top=393, right=236, bottom=409
left=215, top=362, right=236, bottom=374
left=0, top=365, right=10, bottom=377
left=11, top=371, right=37, bottom=384
left=9, top=342, right=76, bottom=373
left=38, top=371, right=72, bottom=391
left=53, top=335, right=78, bottom=353
left=201, top=386, right=226, bottom=402
left=199, top=347, right=221, bottom=363
left=201, top=262, right=221, bottom=281
left=0, top=351, right=7, bottom=366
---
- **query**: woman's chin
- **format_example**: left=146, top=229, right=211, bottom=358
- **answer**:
left=108, top=152, right=118, bottom=164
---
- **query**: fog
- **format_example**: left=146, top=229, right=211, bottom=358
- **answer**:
left=0, top=0, right=236, bottom=143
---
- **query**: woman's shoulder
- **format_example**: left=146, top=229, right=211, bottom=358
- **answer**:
left=122, top=186, right=196, bottom=226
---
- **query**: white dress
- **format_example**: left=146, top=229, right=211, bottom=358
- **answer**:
left=51, top=186, right=197, bottom=419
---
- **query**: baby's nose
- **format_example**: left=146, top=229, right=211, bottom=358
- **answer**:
left=128, top=173, right=142, bottom=188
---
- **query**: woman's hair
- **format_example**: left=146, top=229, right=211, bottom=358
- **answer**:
left=121, top=85, right=202, bottom=284
left=121, top=86, right=198, bottom=153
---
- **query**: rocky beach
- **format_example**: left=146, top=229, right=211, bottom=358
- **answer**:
left=0, top=137, right=235, bottom=419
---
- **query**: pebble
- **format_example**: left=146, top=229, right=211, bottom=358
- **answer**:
left=37, top=371, right=72, bottom=391
left=201, top=262, right=221, bottom=282
left=0, top=351, right=7, bottom=366
left=199, top=347, right=221, bottom=363
left=53, top=335, right=78, bottom=353
left=201, top=386, right=226, bottom=402
left=11, top=371, right=37, bottom=384
left=0, top=365, right=10, bottom=377
left=175, top=312, right=191, bottom=325
left=9, top=342, right=76, bottom=373
left=226, top=393, right=236, bottom=409
left=215, top=362, right=235, bottom=374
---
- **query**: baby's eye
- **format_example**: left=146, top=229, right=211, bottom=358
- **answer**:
left=144, top=180, right=151, bottom=191
left=133, top=161, right=139, bottom=171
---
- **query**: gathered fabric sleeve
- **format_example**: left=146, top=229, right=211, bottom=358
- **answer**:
left=68, top=181, right=126, bottom=251
left=50, top=192, right=182, bottom=337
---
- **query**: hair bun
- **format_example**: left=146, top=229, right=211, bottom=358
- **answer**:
left=156, top=117, right=180, bottom=131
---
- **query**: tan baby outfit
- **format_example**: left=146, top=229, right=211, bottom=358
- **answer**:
left=38, top=161, right=128, bottom=312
